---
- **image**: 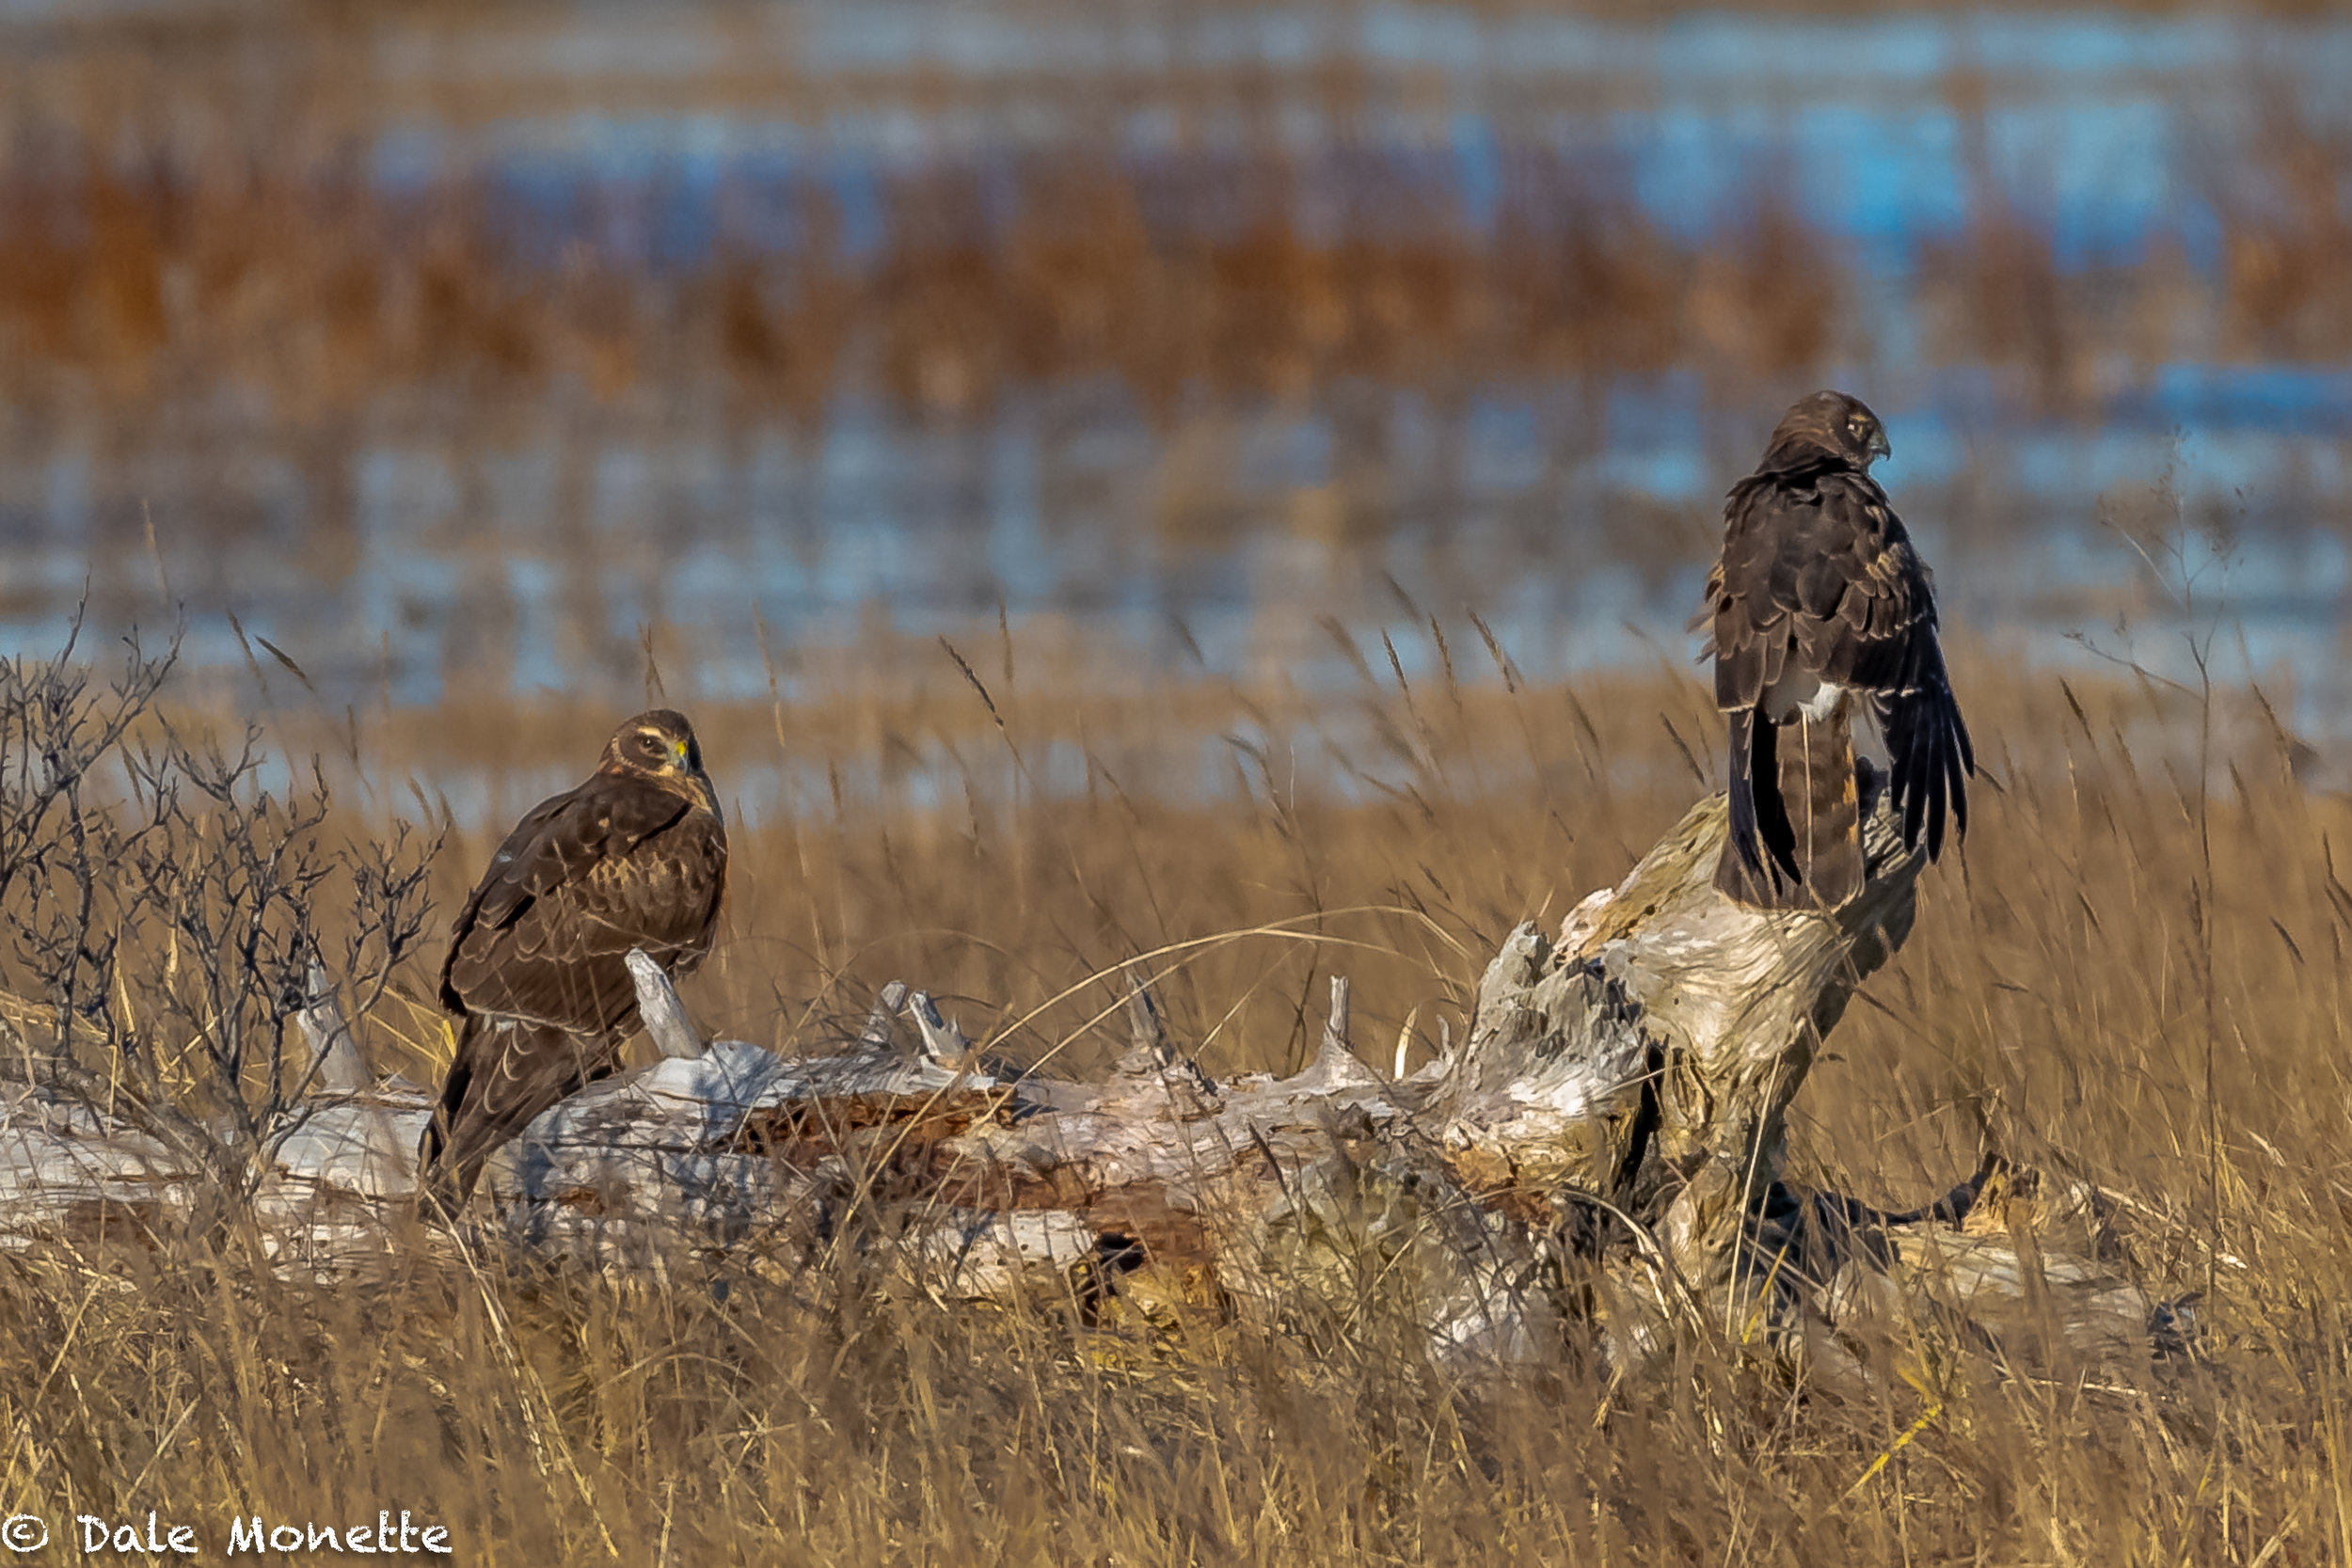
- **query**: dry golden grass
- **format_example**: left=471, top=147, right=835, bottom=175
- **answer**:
left=3, top=618, right=2349, bottom=1564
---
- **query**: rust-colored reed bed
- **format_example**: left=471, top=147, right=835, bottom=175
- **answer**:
left=0, top=114, right=2346, bottom=428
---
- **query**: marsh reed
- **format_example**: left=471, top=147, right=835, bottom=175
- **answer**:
left=1, top=25, right=2348, bottom=432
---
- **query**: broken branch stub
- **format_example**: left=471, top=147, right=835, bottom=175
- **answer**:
left=627, top=949, right=707, bottom=1060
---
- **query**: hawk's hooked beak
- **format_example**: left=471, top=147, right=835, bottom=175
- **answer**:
left=670, top=739, right=722, bottom=821
left=1867, top=425, right=1893, bottom=465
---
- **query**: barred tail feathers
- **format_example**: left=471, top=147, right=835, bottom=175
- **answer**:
left=1716, top=702, right=1860, bottom=911
left=1783, top=701, right=1861, bottom=907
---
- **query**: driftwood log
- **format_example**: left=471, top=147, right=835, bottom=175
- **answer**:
left=0, top=778, right=2180, bottom=1385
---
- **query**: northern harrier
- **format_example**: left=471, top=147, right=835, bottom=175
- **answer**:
left=1697, top=391, right=1973, bottom=910
left=418, top=709, right=727, bottom=1211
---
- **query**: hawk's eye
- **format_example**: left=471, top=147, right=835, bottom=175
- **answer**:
left=1849, top=417, right=1867, bottom=438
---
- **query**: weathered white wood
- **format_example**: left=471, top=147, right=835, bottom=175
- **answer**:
left=290, top=964, right=419, bottom=1195
left=266, top=1090, right=432, bottom=1205
left=863, top=980, right=911, bottom=1049
left=627, top=948, right=707, bottom=1060
left=1437, top=778, right=1925, bottom=1295
left=0, top=1087, right=181, bottom=1243
left=298, top=961, right=376, bottom=1095
left=906, top=990, right=971, bottom=1066
left=1323, top=974, right=1351, bottom=1058
left=1118, top=963, right=1177, bottom=1073
left=1294, top=974, right=1381, bottom=1094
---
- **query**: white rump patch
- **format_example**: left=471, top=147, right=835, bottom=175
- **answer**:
left=1761, top=671, right=1846, bottom=723
left=1761, top=671, right=1892, bottom=765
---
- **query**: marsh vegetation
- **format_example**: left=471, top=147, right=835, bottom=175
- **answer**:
left=0, top=606, right=2341, bottom=1561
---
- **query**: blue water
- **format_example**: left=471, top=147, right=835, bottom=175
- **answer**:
left=77, top=372, right=2345, bottom=718
left=1, top=2, right=2349, bottom=771
left=348, top=8, right=2352, bottom=275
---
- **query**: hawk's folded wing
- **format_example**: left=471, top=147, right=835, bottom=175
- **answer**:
left=439, top=780, right=726, bottom=1037
left=1705, top=468, right=1973, bottom=895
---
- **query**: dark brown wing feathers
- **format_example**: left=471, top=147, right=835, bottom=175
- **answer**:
left=1720, top=708, right=1800, bottom=906
left=438, top=777, right=719, bottom=1036
left=1707, top=455, right=1970, bottom=907
left=419, top=1017, right=623, bottom=1203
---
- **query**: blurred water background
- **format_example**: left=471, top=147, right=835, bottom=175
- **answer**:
left=3, top=1, right=2350, bottom=780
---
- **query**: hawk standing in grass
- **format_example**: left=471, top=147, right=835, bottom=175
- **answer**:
left=418, top=709, right=727, bottom=1212
left=1697, top=390, right=1974, bottom=910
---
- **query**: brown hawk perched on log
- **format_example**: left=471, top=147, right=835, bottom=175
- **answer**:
left=418, top=709, right=728, bottom=1212
left=1697, top=391, right=1974, bottom=910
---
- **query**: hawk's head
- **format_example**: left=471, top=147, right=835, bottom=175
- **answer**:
left=601, top=709, right=720, bottom=816
left=1760, top=390, right=1891, bottom=474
